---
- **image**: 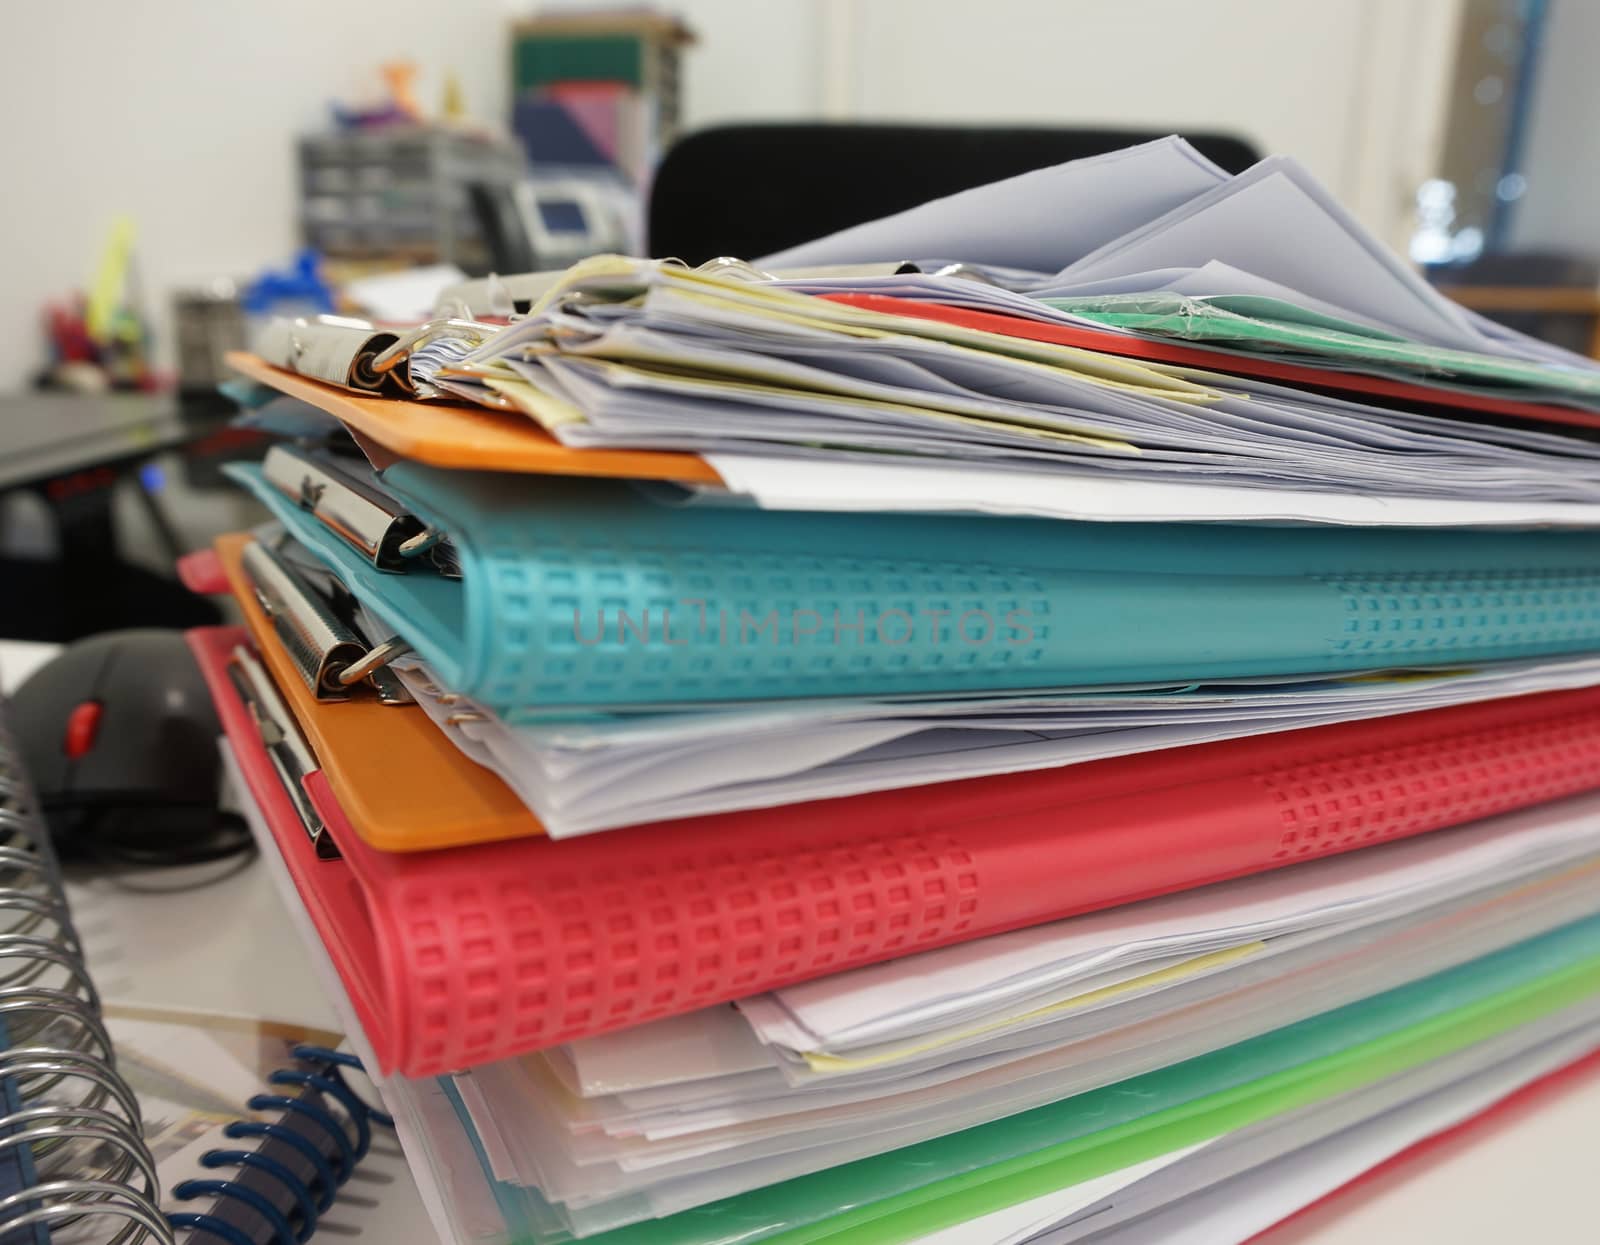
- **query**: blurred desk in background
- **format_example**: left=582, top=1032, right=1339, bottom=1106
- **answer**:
left=1442, top=284, right=1600, bottom=360
left=0, top=393, right=219, bottom=641
left=0, top=391, right=187, bottom=492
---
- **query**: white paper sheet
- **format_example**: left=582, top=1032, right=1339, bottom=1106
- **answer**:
left=457, top=877, right=1600, bottom=1225
left=400, top=653, right=1600, bottom=835
left=753, top=790, right=1600, bottom=1054
left=705, top=451, right=1600, bottom=527
left=451, top=253, right=1600, bottom=511
left=1028, top=1015, right=1600, bottom=1244
left=756, top=136, right=1229, bottom=273
left=343, top=263, right=467, bottom=322
left=1054, top=159, right=1480, bottom=349
left=908, top=1009, right=1600, bottom=1245
left=904, top=1147, right=1205, bottom=1245
left=440, top=792, right=1600, bottom=1228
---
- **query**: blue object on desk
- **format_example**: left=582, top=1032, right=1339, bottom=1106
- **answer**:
left=0, top=1018, right=50, bottom=1245
left=167, top=1046, right=394, bottom=1245
left=243, top=251, right=334, bottom=318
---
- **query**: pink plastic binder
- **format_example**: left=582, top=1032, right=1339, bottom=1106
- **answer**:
left=190, top=624, right=1600, bottom=1076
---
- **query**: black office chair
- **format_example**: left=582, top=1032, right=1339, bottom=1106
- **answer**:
left=648, top=124, right=1260, bottom=266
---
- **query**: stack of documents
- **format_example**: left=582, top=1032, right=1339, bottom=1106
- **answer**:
left=194, top=137, right=1600, bottom=1245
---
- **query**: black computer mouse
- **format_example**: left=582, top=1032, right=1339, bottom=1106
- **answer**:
left=12, top=629, right=248, bottom=864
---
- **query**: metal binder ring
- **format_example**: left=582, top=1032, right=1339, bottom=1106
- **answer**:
left=0, top=996, right=112, bottom=1063
left=0, top=1184, right=174, bottom=1245
left=0, top=993, right=116, bottom=1066
left=0, top=881, right=54, bottom=926
left=0, top=889, right=75, bottom=945
left=0, top=1049, right=141, bottom=1128
left=0, top=807, right=52, bottom=856
left=0, top=1103, right=148, bottom=1171
left=397, top=527, right=444, bottom=557
left=0, top=896, right=67, bottom=943
left=0, top=998, right=108, bottom=1062
left=0, top=1119, right=157, bottom=1201
left=368, top=317, right=485, bottom=375
left=334, top=636, right=414, bottom=686
left=0, top=935, right=103, bottom=1001
left=0, top=696, right=169, bottom=1244
left=0, top=845, right=53, bottom=889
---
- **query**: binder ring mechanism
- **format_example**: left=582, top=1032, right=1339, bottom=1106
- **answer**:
left=333, top=638, right=413, bottom=688
left=361, top=318, right=485, bottom=401
left=280, top=316, right=484, bottom=398
left=364, top=318, right=483, bottom=383
left=241, top=537, right=414, bottom=704
left=262, top=444, right=457, bottom=580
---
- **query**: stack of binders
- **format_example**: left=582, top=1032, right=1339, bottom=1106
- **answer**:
left=193, top=139, right=1600, bottom=1245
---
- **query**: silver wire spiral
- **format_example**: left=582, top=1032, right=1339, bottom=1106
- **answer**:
left=0, top=698, right=174, bottom=1244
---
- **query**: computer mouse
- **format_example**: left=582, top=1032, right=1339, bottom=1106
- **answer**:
left=11, top=629, right=248, bottom=864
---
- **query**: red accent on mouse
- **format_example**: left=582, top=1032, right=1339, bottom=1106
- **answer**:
left=63, top=701, right=103, bottom=758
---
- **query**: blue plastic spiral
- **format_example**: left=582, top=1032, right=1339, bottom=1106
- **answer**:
left=292, top=1045, right=394, bottom=1127
left=166, top=1047, right=391, bottom=1244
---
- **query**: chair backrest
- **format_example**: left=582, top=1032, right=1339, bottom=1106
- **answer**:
left=648, top=123, right=1261, bottom=265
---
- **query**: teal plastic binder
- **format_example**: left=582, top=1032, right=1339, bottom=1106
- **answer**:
left=232, top=459, right=1600, bottom=718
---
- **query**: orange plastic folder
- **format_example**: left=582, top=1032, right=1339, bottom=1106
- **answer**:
left=215, top=532, right=543, bottom=851
left=226, top=351, right=721, bottom=482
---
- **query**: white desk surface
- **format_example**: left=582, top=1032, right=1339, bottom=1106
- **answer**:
left=8, top=640, right=1599, bottom=1242
left=0, top=639, right=61, bottom=695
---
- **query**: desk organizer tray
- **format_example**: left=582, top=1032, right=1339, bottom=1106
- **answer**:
left=232, top=457, right=1600, bottom=719
left=192, top=623, right=1600, bottom=1075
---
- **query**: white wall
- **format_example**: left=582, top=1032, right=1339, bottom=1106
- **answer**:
left=2, top=0, right=1465, bottom=392
left=621, top=0, right=1465, bottom=252
left=1507, top=0, right=1600, bottom=254
left=0, top=0, right=510, bottom=392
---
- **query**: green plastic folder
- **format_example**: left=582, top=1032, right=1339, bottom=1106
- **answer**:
left=1041, top=291, right=1600, bottom=407
left=482, top=913, right=1600, bottom=1245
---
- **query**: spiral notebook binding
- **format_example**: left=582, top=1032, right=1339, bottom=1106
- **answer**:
left=0, top=699, right=173, bottom=1245
left=166, top=1044, right=393, bottom=1245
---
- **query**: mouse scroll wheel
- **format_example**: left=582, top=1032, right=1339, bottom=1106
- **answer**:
left=64, top=701, right=104, bottom=759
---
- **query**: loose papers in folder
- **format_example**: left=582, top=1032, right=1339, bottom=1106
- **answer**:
left=402, top=652, right=1600, bottom=835
left=446, top=792, right=1600, bottom=1229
